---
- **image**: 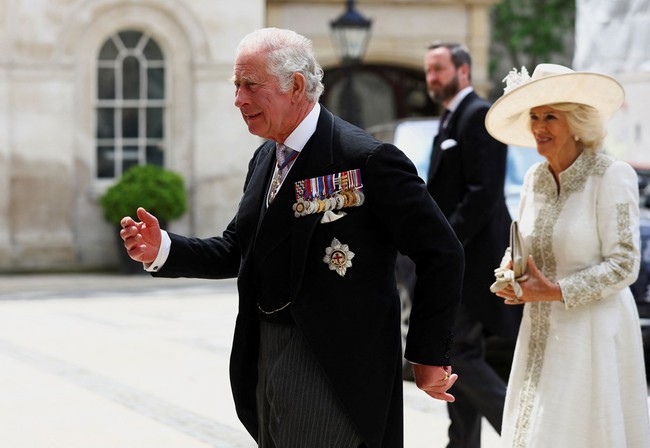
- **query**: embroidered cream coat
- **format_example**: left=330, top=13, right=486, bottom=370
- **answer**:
left=501, top=151, right=650, bottom=447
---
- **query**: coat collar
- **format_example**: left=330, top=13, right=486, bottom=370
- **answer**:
left=251, top=107, right=337, bottom=271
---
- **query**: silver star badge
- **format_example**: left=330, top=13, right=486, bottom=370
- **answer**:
left=323, top=238, right=355, bottom=277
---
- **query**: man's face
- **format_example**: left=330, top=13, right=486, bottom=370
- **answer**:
left=424, top=47, right=461, bottom=105
left=233, top=50, right=297, bottom=142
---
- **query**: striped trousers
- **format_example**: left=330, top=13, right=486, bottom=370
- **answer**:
left=256, top=321, right=364, bottom=448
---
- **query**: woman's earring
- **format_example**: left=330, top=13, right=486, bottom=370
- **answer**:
left=574, top=135, right=580, bottom=141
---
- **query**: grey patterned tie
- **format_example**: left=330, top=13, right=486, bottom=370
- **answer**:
left=269, top=143, right=297, bottom=203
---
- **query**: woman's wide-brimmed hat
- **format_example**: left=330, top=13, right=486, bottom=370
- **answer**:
left=485, top=63, right=625, bottom=148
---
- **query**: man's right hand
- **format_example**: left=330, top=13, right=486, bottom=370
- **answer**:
left=120, top=207, right=162, bottom=264
left=412, top=364, right=458, bottom=403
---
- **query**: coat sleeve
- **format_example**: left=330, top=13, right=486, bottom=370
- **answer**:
left=559, top=161, right=641, bottom=308
left=153, top=143, right=269, bottom=279
left=364, top=143, right=464, bottom=365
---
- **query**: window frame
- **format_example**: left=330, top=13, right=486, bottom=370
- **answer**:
left=95, top=30, right=167, bottom=180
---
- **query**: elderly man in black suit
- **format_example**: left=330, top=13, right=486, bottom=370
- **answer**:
left=119, top=28, right=464, bottom=448
left=424, top=42, right=522, bottom=447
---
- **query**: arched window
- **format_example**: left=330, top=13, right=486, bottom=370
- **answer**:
left=96, top=30, right=166, bottom=178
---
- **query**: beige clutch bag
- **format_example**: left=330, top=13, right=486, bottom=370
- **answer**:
left=490, top=221, right=528, bottom=298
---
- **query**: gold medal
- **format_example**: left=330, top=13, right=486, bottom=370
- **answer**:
left=343, top=190, right=355, bottom=208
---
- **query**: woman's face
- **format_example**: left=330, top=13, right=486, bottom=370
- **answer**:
left=529, top=106, right=576, bottom=162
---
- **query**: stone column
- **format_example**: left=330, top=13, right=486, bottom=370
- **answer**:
left=0, top=66, right=11, bottom=268
left=466, top=2, right=494, bottom=98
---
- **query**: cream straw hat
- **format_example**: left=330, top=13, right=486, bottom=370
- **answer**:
left=485, top=63, right=625, bottom=148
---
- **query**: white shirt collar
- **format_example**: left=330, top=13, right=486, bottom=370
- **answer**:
left=446, top=86, right=473, bottom=114
left=282, top=102, right=320, bottom=152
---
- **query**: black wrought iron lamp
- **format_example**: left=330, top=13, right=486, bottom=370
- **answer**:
left=329, top=0, right=372, bottom=66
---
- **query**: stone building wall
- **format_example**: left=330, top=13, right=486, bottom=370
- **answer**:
left=0, top=0, right=264, bottom=271
left=0, top=0, right=497, bottom=272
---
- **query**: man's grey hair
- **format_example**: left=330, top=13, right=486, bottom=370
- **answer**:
left=237, top=28, right=324, bottom=102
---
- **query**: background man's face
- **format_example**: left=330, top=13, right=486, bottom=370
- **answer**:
left=424, top=47, right=460, bottom=105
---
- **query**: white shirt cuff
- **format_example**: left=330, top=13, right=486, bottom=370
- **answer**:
left=144, top=230, right=171, bottom=272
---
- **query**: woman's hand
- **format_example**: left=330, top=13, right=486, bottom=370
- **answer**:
left=495, top=255, right=563, bottom=304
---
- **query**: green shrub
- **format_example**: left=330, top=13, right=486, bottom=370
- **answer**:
left=99, top=165, right=187, bottom=225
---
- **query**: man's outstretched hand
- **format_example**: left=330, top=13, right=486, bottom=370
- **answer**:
left=119, top=207, right=162, bottom=264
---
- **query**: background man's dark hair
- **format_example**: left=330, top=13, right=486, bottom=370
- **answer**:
left=427, top=41, right=472, bottom=81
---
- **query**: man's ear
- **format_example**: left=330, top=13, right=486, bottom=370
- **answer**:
left=459, top=63, right=471, bottom=85
left=292, top=72, right=307, bottom=100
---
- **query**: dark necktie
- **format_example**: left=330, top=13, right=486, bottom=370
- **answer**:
left=438, top=108, right=451, bottom=134
left=428, top=109, right=451, bottom=183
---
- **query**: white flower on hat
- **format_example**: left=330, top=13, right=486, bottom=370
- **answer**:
left=486, top=63, right=624, bottom=148
left=502, top=66, right=531, bottom=94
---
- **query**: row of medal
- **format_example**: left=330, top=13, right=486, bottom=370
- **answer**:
left=292, top=169, right=365, bottom=218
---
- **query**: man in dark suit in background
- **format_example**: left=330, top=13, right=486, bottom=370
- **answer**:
left=119, top=28, right=464, bottom=448
left=423, top=42, right=522, bottom=447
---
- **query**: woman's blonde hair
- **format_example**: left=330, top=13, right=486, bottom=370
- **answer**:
left=546, top=103, right=606, bottom=153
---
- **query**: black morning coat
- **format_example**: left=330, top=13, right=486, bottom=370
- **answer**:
left=154, top=107, right=464, bottom=447
left=427, top=91, right=522, bottom=338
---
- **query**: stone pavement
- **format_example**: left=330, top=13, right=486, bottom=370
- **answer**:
left=0, top=273, right=500, bottom=447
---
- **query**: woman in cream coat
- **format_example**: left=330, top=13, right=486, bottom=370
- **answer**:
left=485, top=63, right=650, bottom=447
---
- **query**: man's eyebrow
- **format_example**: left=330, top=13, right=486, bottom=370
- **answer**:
left=232, top=74, right=260, bottom=84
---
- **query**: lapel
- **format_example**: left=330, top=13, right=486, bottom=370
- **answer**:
left=427, top=92, right=477, bottom=182
left=428, top=121, right=446, bottom=182
left=235, top=140, right=276, bottom=257
left=253, top=107, right=338, bottom=297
